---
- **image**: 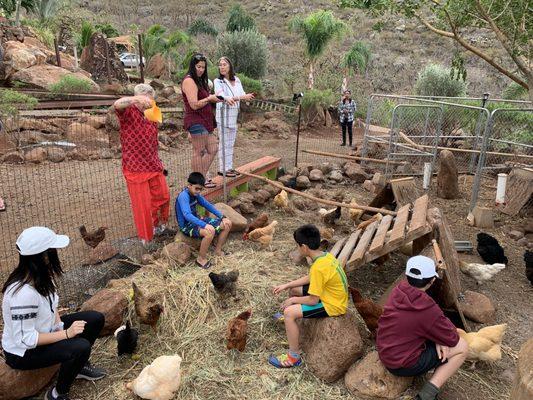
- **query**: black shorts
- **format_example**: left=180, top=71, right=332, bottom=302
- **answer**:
left=387, top=341, right=447, bottom=377
left=301, top=284, right=329, bottom=318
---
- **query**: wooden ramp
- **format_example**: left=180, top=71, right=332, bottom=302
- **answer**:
left=335, top=194, right=432, bottom=272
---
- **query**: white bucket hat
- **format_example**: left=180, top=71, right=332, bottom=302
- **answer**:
left=16, top=227, right=70, bottom=256
left=405, top=255, right=439, bottom=279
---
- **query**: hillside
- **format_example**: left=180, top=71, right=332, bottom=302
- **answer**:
left=78, top=0, right=510, bottom=101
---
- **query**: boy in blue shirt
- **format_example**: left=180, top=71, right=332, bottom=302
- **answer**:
left=176, top=172, right=232, bottom=269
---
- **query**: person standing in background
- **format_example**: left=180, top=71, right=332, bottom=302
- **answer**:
left=338, top=90, right=356, bottom=147
left=214, top=56, right=255, bottom=177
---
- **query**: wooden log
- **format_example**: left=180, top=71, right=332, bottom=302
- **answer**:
left=388, top=204, right=410, bottom=247
left=471, top=206, right=494, bottom=229
left=369, top=215, right=394, bottom=254
left=240, top=171, right=397, bottom=216
left=408, top=194, right=429, bottom=236
left=398, top=131, right=424, bottom=151
left=337, top=231, right=362, bottom=268
left=301, top=149, right=406, bottom=165
left=330, top=237, right=348, bottom=257
left=348, top=221, right=379, bottom=265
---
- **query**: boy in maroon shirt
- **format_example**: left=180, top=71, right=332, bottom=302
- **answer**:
left=377, top=256, right=469, bottom=400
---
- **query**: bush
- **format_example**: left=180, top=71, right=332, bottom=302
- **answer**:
left=237, top=74, right=262, bottom=95
left=216, top=29, right=267, bottom=79
left=0, top=89, right=38, bottom=117
left=414, top=64, right=467, bottom=97
left=226, top=4, right=256, bottom=32
left=48, top=75, right=94, bottom=94
left=502, top=82, right=528, bottom=100
left=95, top=22, right=120, bottom=38
left=187, top=19, right=218, bottom=36
left=301, top=89, right=335, bottom=111
left=75, top=21, right=94, bottom=53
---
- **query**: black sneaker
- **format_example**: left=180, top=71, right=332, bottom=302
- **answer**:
left=76, top=361, right=106, bottom=381
left=44, top=388, right=70, bottom=400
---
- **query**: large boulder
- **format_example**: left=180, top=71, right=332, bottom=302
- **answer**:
left=344, top=162, right=369, bottom=183
left=309, top=169, right=324, bottom=182
left=296, top=175, right=311, bottom=190
left=24, top=147, right=47, bottom=163
left=344, top=351, right=413, bottom=399
left=461, top=290, right=495, bottom=323
left=161, top=242, right=191, bottom=265
left=175, top=231, right=201, bottom=250
left=80, top=288, right=127, bottom=336
left=329, top=169, right=344, bottom=183
left=300, top=310, right=364, bottom=382
left=0, top=135, right=15, bottom=155
left=80, top=33, right=128, bottom=84
left=437, top=150, right=460, bottom=199
left=10, top=64, right=99, bottom=91
left=3, top=40, right=47, bottom=77
left=0, top=362, right=59, bottom=400
left=510, top=338, right=533, bottom=400
left=66, top=122, right=109, bottom=148
left=47, top=146, right=66, bottom=163
left=145, top=53, right=169, bottom=79
left=214, top=202, right=248, bottom=232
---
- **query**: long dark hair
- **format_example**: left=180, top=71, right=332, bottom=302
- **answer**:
left=218, top=56, right=236, bottom=82
left=186, top=53, right=209, bottom=91
left=2, top=248, right=63, bottom=297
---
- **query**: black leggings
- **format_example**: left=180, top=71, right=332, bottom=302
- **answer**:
left=4, top=311, right=104, bottom=395
left=341, top=120, right=353, bottom=146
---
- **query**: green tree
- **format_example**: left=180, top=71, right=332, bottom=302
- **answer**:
left=341, top=41, right=371, bottom=91
left=95, top=22, right=120, bottom=38
left=0, top=0, right=35, bottom=22
left=415, top=64, right=467, bottom=97
left=226, top=4, right=256, bottom=32
left=289, top=10, right=346, bottom=89
left=340, top=0, right=533, bottom=102
left=187, top=18, right=218, bottom=36
left=143, top=25, right=191, bottom=77
left=216, top=29, right=268, bottom=79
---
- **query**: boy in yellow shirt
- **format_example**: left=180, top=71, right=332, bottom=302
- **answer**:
left=269, top=224, right=348, bottom=368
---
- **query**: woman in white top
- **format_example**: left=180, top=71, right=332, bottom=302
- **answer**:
left=214, top=57, right=255, bottom=177
left=1, top=227, right=106, bottom=400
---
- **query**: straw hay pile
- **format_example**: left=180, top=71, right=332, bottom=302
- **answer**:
left=72, top=208, right=355, bottom=400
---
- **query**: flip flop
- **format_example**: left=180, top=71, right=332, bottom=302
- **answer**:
left=218, top=171, right=237, bottom=178
left=195, top=260, right=211, bottom=270
left=268, top=353, right=302, bottom=369
left=230, top=169, right=241, bottom=176
left=273, top=311, right=284, bottom=323
left=204, top=180, right=217, bottom=189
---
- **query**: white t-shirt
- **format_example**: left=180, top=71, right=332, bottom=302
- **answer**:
left=1, top=283, right=62, bottom=356
left=214, top=77, right=246, bottom=129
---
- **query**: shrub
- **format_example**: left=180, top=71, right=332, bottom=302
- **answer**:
left=502, top=82, right=528, bottom=100
left=226, top=4, right=256, bottom=32
left=414, top=64, right=467, bottom=97
left=48, top=75, right=93, bottom=94
left=216, top=29, right=267, bottom=79
left=301, top=89, right=335, bottom=111
left=0, top=89, right=38, bottom=117
left=237, top=74, right=262, bottom=95
left=187, top=18, right=218, bottom=36
left=75, top=21, right=94, bottom=53
left=95, top=22, right=120, bottom=38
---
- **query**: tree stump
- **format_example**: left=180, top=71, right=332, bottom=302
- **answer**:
left=437, top=150, right=460, bottom=199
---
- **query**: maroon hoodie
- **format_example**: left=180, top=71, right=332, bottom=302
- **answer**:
left=376, top=280, right=459, bottom=369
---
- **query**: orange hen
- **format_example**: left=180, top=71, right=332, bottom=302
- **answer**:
left=349, top=287, right=383, bottom=337
left=226, top=309, right=252, bottom=352
left=243, top=213, right=269, bottom=240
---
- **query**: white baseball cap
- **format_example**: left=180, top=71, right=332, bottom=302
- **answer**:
left=405, top=255, right=439, bottom=279
left=16, top=227, right=70, bottom=256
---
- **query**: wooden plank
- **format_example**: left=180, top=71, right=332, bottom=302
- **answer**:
left=337, top=230, right=362, bottom=268
left=390, top=177, right=422, bottom=207
left=408, top=194, right=429, bottom=236
left=387, top=204, right=410, bottom=247
left=369, top=215, right=394, bottom=254
left=348, top=221, right=379, bottom=266
left=330, top=237, right=348, bottom=257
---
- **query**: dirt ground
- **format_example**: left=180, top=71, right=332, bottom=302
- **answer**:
left=1, top=120, right=531, bottom=400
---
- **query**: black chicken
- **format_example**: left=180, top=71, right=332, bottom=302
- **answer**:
left=114, top=321, right=138, bottom=356
left=476, top=233, right=508, bottom=265
left=525, top=251, right=533, bottom=286
left=208, top=270, right=239, bottom=299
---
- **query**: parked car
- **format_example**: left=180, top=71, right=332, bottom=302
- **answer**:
left=120, top=53, right=145, bottom=68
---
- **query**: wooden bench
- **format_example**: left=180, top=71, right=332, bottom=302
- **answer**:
left=202, top=156, right=281, bottom=201
left=333, top=194, right=433, bottom=272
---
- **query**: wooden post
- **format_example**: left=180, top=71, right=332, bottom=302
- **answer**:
left=471, top=206, right=494, bottom=228
left=73, top=46, right=79, bottom=70
left=104, top=40, right=112, bottom=84
left=53, top=38, right=62, bottom=68
left=138, top=33, right=145, bottom=83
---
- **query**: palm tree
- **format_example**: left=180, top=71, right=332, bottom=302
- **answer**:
left=143, top=25, right=191, bottom=78
left=289, top=10, right=346, bottom=89
left=33, top=0, right=59, bottom=22
left=341, top=41, right=371, bottom=92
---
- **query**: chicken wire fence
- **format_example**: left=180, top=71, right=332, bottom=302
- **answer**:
left=0, top=105, right=295, bottom=307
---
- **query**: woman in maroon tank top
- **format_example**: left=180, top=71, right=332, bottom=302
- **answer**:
left=181, top=54, right=223, bottom=188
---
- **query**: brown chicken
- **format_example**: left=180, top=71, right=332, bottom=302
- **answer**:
left=319, top=227, right=335, bottom=250
left=132, top=282, right=164, bottom=330
left=243, top=213, right=269, bottom=240
left=226, top=309, right=252, bottom=351
left=349, top=287, right=383, bottom=337
left=248, top=220, right=278, bottom=247
left=348, top=200, right=364, bottom=223
left=79, top=225, right=108, bottom=248
left=356, top=213, right=383, bottom=231
left=208, top=270, right=239, bottom=299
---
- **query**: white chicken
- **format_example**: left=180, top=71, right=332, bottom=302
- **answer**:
left=459, top=261, right=506, bottom=284
left=126, top=354, right=182, bottom=400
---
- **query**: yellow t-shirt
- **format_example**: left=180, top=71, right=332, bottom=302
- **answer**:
left=308, top=252, right=348, bottom=316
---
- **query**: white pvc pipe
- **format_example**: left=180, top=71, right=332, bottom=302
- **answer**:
left=495, top=173, right=507, bottom=205
left=423, top=162, right=432, bottom=189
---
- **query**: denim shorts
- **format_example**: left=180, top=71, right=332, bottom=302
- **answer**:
left=188, top=124, right=210, bottom=135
